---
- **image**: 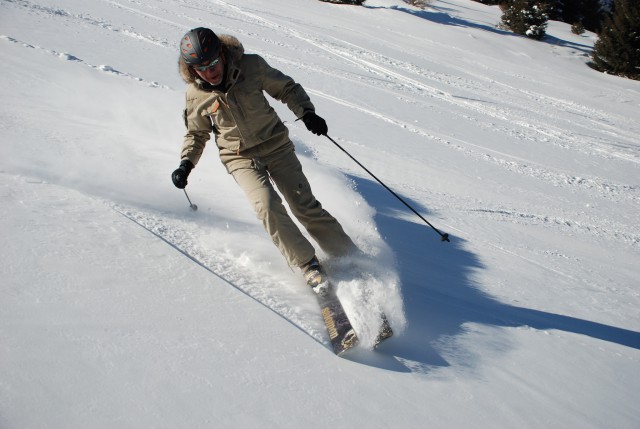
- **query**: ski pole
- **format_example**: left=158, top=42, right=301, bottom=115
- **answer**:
left=183, top=189, right=198, bottom=211
left=324, top=134, right=449, bottom=242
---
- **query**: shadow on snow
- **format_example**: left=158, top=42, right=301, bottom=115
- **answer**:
left=364, top=3, right=593, bottom=54
left=345, top=176, right=640, bottom=372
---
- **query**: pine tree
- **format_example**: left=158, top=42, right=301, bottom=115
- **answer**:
left=571, top=21, right=586, bottom=35
left=501, top=0, right=550, bottom=41
left=573, top=0, right=603, bottom=32
left=550, top=0, right=603, bottom=32
left=591, top=0, right=640, bottom=80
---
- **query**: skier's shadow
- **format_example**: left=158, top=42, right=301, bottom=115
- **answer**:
left=345, top=176, right=640, bottom=372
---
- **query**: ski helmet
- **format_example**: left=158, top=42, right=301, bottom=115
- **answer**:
left=180, top=28, right=221, bottom=65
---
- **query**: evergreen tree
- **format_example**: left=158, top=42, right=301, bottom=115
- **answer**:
left=549, top=0, right=603, bottom=32
left=571, top=21, right=586, bottom=35
left=478, top=0, right=606, bottom=30
left=501, top=0, right=550, bottom=40
left=591, top=0, right=640, bottom=80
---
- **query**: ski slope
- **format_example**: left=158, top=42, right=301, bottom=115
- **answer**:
left=1, top=0, right=639, bottom=427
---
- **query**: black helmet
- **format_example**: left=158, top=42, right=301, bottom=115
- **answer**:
left=180, top=28, right=221, bottom=65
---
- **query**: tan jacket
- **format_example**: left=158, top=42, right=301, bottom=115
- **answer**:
left=178, top=35, right=315, bottom=167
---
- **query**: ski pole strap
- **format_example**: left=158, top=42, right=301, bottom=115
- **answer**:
left=324, top=134, right=450, bottom=243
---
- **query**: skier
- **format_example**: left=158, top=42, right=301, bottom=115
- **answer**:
left=171, top=28, right=357, bottom=293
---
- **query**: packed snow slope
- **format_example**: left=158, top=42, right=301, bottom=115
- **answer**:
left=1, top=0, right=639, bottom=427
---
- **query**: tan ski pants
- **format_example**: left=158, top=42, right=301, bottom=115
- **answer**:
left=223, top=141, right=355, bottom=268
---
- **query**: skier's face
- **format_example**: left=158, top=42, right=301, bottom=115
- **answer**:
left=194, top=56, right=224, bottom=86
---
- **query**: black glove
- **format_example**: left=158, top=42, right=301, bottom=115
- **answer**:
left=171, top=160, right=194, bottom=189
left=302, top=112, right=328, bottom=136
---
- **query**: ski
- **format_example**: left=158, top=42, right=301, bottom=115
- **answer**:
left=374, top=313, right=394, bottom=348
left=315, top=284, right=358, bottom=355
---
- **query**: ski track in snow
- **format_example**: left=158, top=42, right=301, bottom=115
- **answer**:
left=111, top=203, right=402, bottom=351
left=462, top=207, right=640, bottom=248
left=0, top=35, right=169, bottom=89
left=112, top=204, right=332, bottom=349
left=308, top=89, right=639, bottom=205
left=3, top=0, right=179, bottom=48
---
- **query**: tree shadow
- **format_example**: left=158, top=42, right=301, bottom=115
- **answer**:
left=364, top=3, right=513, bottom=36
left=364, top=2, right=595, bottom=53
left=544, top=34, right=593, bottom=55
left=345, top=175, right=640, bottom=372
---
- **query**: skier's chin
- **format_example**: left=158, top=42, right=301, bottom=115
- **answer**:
left=205, top=76, right=223, bottom=86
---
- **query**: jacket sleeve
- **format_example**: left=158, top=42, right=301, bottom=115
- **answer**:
left=258, top=56, right=315, bottom=119
left=181, top=88, right=213, bottom=166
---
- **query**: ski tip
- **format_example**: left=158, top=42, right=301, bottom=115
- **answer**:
left=373, top=321, right=394, bottom=349
left=373, top=331, right=393, bottom=349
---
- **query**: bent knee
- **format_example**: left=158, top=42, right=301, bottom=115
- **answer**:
left=249, top=187, right=284, bottom=219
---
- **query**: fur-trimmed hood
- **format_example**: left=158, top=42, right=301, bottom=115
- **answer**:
left=178, top=34, right=244, bottom=85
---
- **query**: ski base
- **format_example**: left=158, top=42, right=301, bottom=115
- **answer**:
left=316, top=285, right=358, bottom=355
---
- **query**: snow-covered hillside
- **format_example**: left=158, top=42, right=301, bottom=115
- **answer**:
left=1, top=0, right=639, bottom=427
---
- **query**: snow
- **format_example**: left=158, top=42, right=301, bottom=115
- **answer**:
left=1, top=0, right=639, bottom=427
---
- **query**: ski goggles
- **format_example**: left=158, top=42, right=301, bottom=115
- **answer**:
left=194, top=56, right=221, bottom=71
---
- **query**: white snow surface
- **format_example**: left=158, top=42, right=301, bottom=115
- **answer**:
left=1, top=0, right=639, bottom=427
